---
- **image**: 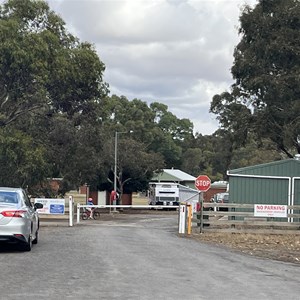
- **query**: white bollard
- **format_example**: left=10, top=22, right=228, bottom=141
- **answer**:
left=179, top=204, right=186, bottom=234
left=69, top=195, right=73, bottom=227
left=77, top=204, right=80, bottom=224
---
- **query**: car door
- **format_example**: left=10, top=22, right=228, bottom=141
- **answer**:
left=22, top=191, right=38, bottom=234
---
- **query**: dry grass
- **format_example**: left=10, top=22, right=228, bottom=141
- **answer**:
left=190, top=232, right=300, bottom=264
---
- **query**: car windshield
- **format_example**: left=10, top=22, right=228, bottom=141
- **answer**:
left=0, top=191, right=19, bottom=206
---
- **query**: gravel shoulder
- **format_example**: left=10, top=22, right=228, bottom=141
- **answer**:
left=190, top=232, right=300, bottom=264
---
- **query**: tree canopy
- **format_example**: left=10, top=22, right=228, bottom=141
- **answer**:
left=0, top=0, right=292, bottom=196
left=211, top=0, right=300, bottom=157
left=0, top=0, right=109, bottom=194
left=0, top=0, right=108, bottom=126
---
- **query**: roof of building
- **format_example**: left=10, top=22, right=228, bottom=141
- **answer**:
left=152, top=169, right=196, bottom=182
left=228, top=158, right=300, bottom=177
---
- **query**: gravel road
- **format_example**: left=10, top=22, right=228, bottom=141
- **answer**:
left=0, top=213, right=299, bottom=300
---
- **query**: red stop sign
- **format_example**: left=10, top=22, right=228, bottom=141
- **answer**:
left=195, top=175, right=211, bottom=192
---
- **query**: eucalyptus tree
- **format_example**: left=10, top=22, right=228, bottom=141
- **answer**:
left=0, top=0, right=204, bottom=193
left=0, top=0, right=108, bottom=192
left=210, top=0, right=300, bottom=158
left=181, top=132, right=227, bottom=181
left=98, top=95, right=194, bottom=170
left=0, top=127, right=49, bottom=190
left=149, top=102, right=194, bottom=168
left=100, top=133, right=165, bottom=199
left=0, top=0, right=108, bottom=126
left=114, top=138, right=164, bottom=200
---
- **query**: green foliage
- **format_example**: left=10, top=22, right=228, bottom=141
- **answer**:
left=150, top=102, right=194, bottom=140
left=230, top=139, right=282, bottom=170
left=0, top=127, right=49, bottom=189
left=0, top=0, right=110, bottom=194
left=211, top=0, right=300, bottom=157
left=0, top=0, right=108, bottom=127
left=1, top=0, right=289, bottom=196
left=116, top=139, right=164, bottom=194
left=181, top=132, right=228, bottom=181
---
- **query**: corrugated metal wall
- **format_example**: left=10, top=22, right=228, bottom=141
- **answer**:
left=229, top=176, right=289, bottom=205
left=294, top=178, right=300, bottom=222
left=228, top=159, right=300, bottom=205
left=227, top=159, right=300, bottom=222
left=294, top=179, right=300, bottom=205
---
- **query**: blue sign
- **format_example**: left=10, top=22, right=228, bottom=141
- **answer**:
left=50, top=204, right=65, bottom=214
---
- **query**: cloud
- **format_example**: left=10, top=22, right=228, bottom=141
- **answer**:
left=21, top=0, right=260, bottom=134
left=57, top=0, right=203, bottom=44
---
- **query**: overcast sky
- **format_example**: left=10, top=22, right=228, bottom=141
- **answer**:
left=6, top=0, right=258, bottom=134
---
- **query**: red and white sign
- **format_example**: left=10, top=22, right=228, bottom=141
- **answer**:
left=254, top=204, right=287, bottom=218
left=195, top=175, right=211, bottom=192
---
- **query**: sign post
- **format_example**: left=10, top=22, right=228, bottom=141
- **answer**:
left=195, top=175, right=211, bottom=232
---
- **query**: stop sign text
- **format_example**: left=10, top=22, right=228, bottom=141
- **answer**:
left=195, top=175, right=211, bottom=192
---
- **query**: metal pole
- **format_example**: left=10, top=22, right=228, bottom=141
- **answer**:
left=113, top=131, right=118, bottom=212
left=113, top=130, right=131, bottom=212
left=85, top=183, right=88, bottom=205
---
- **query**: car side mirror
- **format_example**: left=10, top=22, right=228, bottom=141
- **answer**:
left=34, top=202, right=43, bottom=210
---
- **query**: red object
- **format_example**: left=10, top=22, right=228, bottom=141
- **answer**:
left=195, top=175, right=211, bottom=192
left=110, top=190, right=117, bottom=203
left=1, top=210, right=26, bottom=218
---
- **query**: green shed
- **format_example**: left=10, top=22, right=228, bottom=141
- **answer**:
left=228, top=157, right=300, bottom=208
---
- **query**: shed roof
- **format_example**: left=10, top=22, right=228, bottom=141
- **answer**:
left=228, top=158, right=300, bottom=177
left=152, top=169, right=196, bottom=182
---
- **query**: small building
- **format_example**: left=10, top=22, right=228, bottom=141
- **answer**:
left=204, top=181, right=228, bottom=202
left=151, top=169, right=229, bottom=202
left=227, top=157, right=300, bottom=209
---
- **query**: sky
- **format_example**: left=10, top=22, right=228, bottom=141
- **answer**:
left=4, top=0, right=258, bottom=135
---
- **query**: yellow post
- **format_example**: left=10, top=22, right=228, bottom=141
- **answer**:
left=187, top=204, right=192, bottom=235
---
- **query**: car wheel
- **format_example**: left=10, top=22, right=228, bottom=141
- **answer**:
left=32, top=230, right=38, bottom=245
left=21, top=233, right=32, bottom=252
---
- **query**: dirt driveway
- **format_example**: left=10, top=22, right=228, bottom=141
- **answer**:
left=99, top=210, right=300, bottom=264
left=61, top=209, right=300, bottom=265
left=190, top=232, right=300, bottom=264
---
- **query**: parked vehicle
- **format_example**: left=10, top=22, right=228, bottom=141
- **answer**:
left=148, top=182, right=180, bottom=207
left=148, top=182, right=199, bottom=208
left=0, top=187, right=43, bottom=251
left=214, top=192, right=229, bottom=211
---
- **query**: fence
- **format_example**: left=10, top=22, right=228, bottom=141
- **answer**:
left=193, top=203, right=300, bottom=234
left=76, top=204, right=179, bottom=224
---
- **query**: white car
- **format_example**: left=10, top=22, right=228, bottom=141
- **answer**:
left=0, top=187, right=43, bottom=251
